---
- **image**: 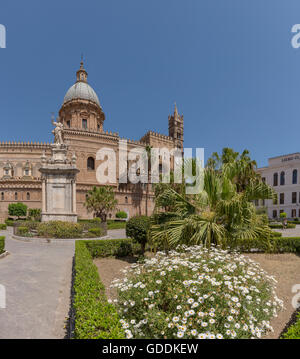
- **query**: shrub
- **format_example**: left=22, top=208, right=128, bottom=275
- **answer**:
left=280, top=212, right=287, bottom=218
left=5, top=219, right=14, bottom=227
left=8, top=202, right=28, bottom=218
left=88, top=227, right=102, bottom=237
left=0, top=224, right=7, bottom=230
left=115, top=211, right=127, bottom=219
left=84, top=239, right=137, bottom=258
left=37, top=221, right=83, bottom=238
left=0, top=236, right=5, bottom=254
left=73, top=241, right=124, bottom=339
left=126, top=216, right=151, bottom=254
left=282, top=311, right=300, bottom=339
left=17, top=226, right=29, bottom=236
left=28, top=208, right=41, bottom=221
left=112, top=245, right=283, bottom=339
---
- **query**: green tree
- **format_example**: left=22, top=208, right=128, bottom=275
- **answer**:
left=126, top=215, right=151, bottom=254
left=8, top=202, right=28, bottom=219
left=85, top=186, right=117, bottom=222
left=152, top=156, right=275, bottom=249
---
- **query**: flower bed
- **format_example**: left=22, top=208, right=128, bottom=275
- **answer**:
left=111, top=245, right=284, bottom=339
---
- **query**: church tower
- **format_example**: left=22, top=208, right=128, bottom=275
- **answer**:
left=168, top=103, right=184, bottom=149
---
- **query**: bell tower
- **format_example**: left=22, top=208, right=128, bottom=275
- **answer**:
left=168, top=103, right=184, bottom=149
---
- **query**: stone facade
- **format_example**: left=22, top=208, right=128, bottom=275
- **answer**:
left=0, top=61, right=184, bottom=221
left=256, top=153, right=300, bottom=219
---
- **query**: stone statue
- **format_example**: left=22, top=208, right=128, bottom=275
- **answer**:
left=51, top=119, right=64, bottom=145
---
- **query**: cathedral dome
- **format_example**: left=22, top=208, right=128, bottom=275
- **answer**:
left=63, top=81, right=100, bottom=106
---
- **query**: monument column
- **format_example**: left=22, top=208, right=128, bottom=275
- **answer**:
left=39, top=121, right=80, bottom=223
left=72, top=180, right=77, bottom=213
left=42, top=178, right=46, bottom=212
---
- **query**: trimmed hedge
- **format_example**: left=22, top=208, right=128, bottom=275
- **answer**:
left=37, top=221, right=83, bottom=238
left=288, top=220, right=300, bottom=225
left=84, top=238, right=139, bottom=258
left=0, top=224, right=7, bottom=230
left=5, top=219, right=14, bottom=227
left=227, top=236, right=300, bottom=253
left=88, top=227, right=103, bottom=237
left=17, top=226, right=29, bottom=236
left=0, top=236, right=5, bottom=254
left=282, top=311, right=300, bottom=339
left=73, top=241, right=125, bottom=339
left=269, top=223, right=296, bottom=229
left=115, top=211, right=127, bottom=219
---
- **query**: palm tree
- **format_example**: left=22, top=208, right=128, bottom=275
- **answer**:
left=151, top=166, right=274, bottom=249
left=85, top=186, right=117, bottom=222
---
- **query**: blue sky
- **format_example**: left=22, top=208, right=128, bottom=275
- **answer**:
left=1, top=0, right=300, bottom=167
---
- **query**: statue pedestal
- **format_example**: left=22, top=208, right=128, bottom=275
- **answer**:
left=39, top=144, right=79, bottom=223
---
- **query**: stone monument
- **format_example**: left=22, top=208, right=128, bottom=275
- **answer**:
left=39, top=120, right=80, bottom=222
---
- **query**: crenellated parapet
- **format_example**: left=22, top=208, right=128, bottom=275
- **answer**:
left=0, top=141, right=51, bottom=149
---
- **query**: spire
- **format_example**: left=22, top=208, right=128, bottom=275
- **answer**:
left=174, top=102, right=179, bottom=120
left=76, top=56, right=88, bottom=83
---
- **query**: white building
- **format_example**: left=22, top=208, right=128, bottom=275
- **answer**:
left=256, top=153, right=300, bottom=219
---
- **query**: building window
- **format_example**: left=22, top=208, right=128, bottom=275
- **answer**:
left=87, top=157, right=95, bottom=170
left=293, top=169, right=298, bottom=184
left=280, top=193, right=284, bottom=204
left=26, top=192, right=30, bottom=200
left=298, top=209, right=300, bottom=218
left=1, top=192, right=4, bottom=201
left=261, top=199, right=265, bottom=206
left=14, top=192, right=18, bottom=200
left=280, top=209, right=284, bottom=214
left=280, top=171, right=285, bottom=185
left=24, top=169, right=29, bottom=176
left=97, top=123, right=100, bottom=131
left=272, top=210, right=277, bottom=218
left=125, top=196, right=128, bottom=204
left=82, top=119, right=87, bottom=129
left=273, top=173, right=278, bottom=186
left=292, top=209, right=297, bottom=218
left=292, top=192, right=297, bottom=203
left=66, top=120, right=71, bottom=128
left=262, top=177, right=266, bottom=183
left=254, top=199, right=259, bottom=206
left=273, top=193, right=278, bottom=205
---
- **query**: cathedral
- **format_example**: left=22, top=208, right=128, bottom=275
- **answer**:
left=0, top=61, right=184, bottom=221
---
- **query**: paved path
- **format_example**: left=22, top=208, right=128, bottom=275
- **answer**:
left=107, top=229, right=127, bottom=239
left=0, top=228, right=74, bottom=339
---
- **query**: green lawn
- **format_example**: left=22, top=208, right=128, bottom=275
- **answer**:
left=107, top=221, right=126, bottom=230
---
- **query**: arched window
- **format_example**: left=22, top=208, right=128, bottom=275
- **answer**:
left=1, top=192, right=4, bottom=201
left=280, top=171, right=285, bottom=185
left=87, top=157, right=95, bottom=170
left=273, top=173, right=278, bottom=186
left=125, top=196, right=128, bottom=204
left=14, top=192, right=18, bottom=200
left=293, top=169, right=298, bottom=184
left=26, top=192, right=30, bottom=200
